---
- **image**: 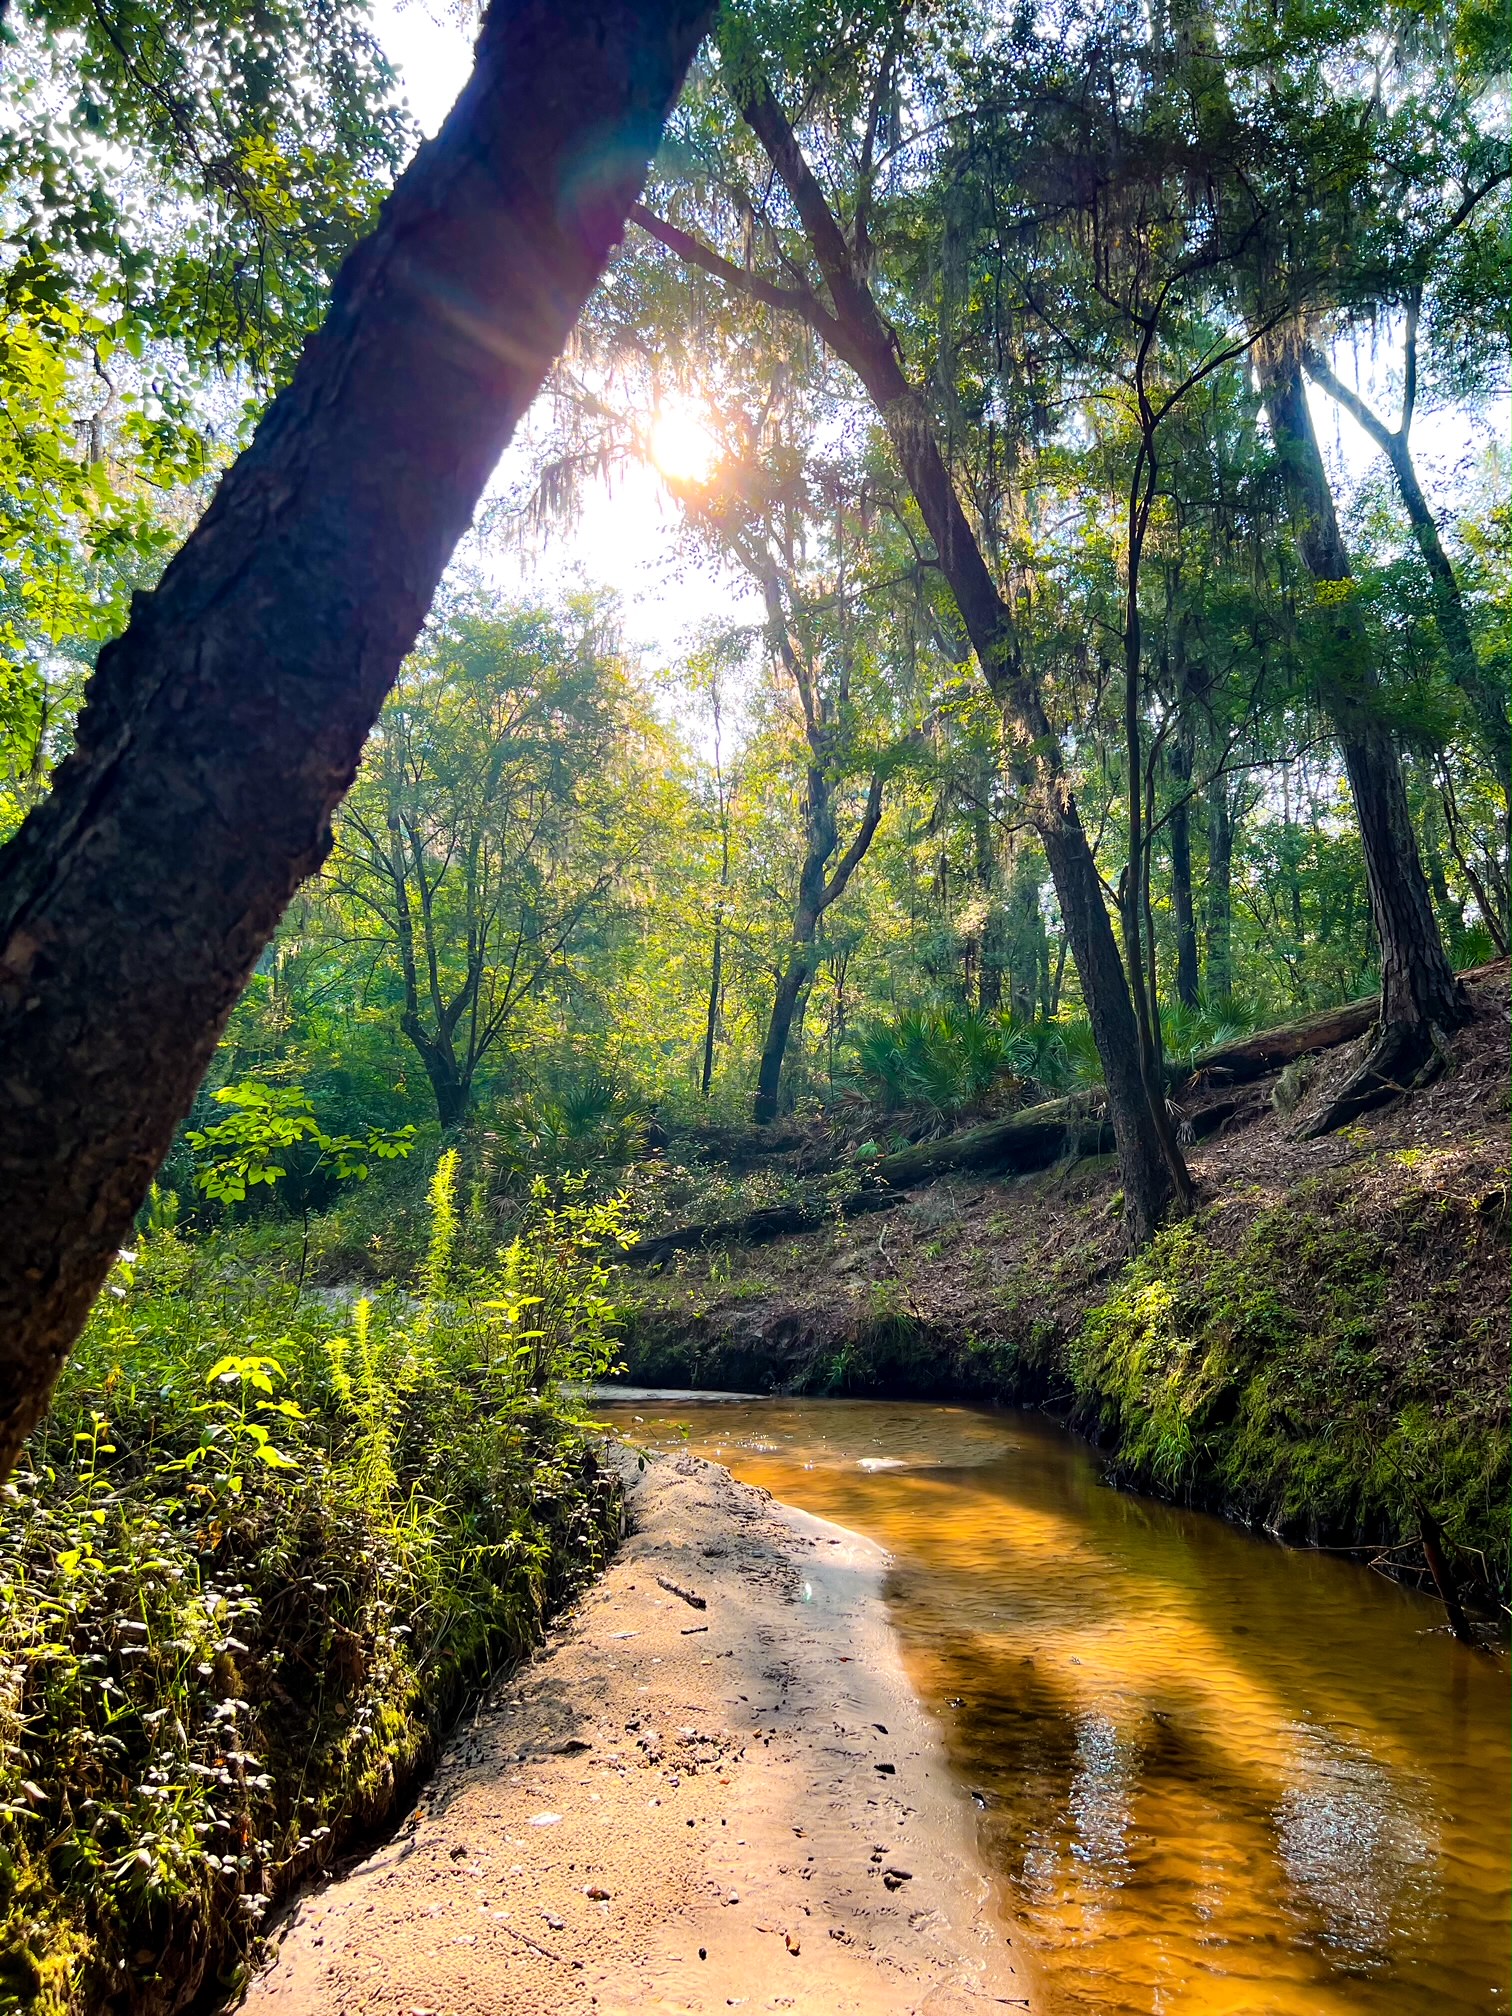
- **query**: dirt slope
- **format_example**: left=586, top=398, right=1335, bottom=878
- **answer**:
left=620, top=968, right=1509, bottom=1603
left=242, top=1448, right=1028, bottom=2016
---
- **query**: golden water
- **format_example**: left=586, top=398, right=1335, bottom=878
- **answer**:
left=596, top=1396, right=1510, bottom=2015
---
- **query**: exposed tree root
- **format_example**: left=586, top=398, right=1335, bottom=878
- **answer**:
left=1295, top=1019, right=1449, bottom=1139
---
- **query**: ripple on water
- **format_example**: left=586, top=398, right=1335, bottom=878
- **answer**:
left=596, top=1396, right=1511, bottom=2016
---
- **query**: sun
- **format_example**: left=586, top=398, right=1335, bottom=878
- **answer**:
left=647, top=401, right=719, bottom=485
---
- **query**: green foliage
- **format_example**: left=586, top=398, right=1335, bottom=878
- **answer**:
left=848, top=1004, right=1122, bottom=1119
left=419, top=1148, right=461, bottom=1310
left=184, top=1079, right=414, bottom=1205
left=157, top=1352, right=305, bottom=1493
left=848, top=1006, right=1021, bottom=1119
left=1155, top=996, right=1266, bottom=1067
left=0, top=0, right=410, bottom=845
left=0, top=1162, right=629, bottom=2010
left=490, top=1072, right=652, bottom=1185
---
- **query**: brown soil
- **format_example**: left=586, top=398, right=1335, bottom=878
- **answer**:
left=625, top=967, right=1509, bottom=1399
left=241, top=1449, right=1028, bottom=2016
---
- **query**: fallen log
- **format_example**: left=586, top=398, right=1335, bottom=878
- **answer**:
left=623, top=1100, right=1114, bottom=1256
left=869, top=1095, right=1112, bottom=1190
left=1174, top=1000, right=1380, bottom=1088
left=1172, top=958, right=1505, bottom=1091
left=621, top=1188, right=900, bottom=1269
left=620, top=960, right=1506, bottom=1262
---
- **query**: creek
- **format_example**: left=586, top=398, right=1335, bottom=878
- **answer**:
left=594, top=1394, right=1509, bottom=2016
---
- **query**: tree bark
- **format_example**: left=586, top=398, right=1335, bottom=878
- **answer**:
left=1169, top=737, right=1200, bottom=1007
left=1306, top=342, right=1512, bottom=923
left=733, top=82, right=1187, bottom=1244
left=700, top=919, right=723, bottom=1098
left=1206, top=774, right=1235, bottom=1003
left=403, top=1017, right=471, bottom=1132
left=1256, top=339, right=1468, bottom=1134
left=754, top=952, right=812, bottom=1125
left=752, top=761, right=884, bottom=1125
left=0, top=0, right=713, bottom=1478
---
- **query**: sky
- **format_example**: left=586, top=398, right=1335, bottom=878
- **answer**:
left=367, top=1, right=1504, bottom=697
left=369, top=2, right=762, bottom=693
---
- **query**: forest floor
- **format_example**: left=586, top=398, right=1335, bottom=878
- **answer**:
left=241, top=1445, right=1024, bottom=2016
left=619, top=966, right=1510, bottom=1612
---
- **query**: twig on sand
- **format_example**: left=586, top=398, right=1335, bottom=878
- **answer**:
left=492, top=1920, right=579, bottom=1968
left=656, top=1575, right=707, bottom=1610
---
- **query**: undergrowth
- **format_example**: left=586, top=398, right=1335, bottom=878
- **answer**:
left=0, top=1156, right=632, bottom=2016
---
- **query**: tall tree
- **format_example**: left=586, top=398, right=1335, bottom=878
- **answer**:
left=693, top=463, right=936, bottom=1125
left=326, top=596, right=654, bottom=1129
left=1165, top=0, right=1474, bottom=1124
left=0, top=0, right=713, bottom=1478
left=1304, top=296, right=1510, bottom=842
left=632, top=35, right=1195, bottom=1239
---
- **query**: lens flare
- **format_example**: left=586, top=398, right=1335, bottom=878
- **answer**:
left=648, top=402, right=718, bottom=484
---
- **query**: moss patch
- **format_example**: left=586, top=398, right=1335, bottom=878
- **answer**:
left=1071, top=1177, right=1508, bottom=1580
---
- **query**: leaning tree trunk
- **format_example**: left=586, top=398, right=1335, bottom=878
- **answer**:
left=1166, top=0, right=1468, bottom=1102
left=1039, top=813, right=1185, bottom=1242
left=733, top=85, right=1188, bottom=1243
left=1257, top=342, right=1468, bottom=1133
left=0, top=0, right=713, bottom=1479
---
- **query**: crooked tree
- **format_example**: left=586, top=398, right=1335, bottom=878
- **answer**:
left=633, top=42, right=1194, bottom=1238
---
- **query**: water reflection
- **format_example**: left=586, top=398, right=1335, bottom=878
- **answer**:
left=1275, top=1723, right=1437, bottom=1967
left=598, top=1397, right=1510, bottom=2015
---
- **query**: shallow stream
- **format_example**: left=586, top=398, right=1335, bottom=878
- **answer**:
left=594, top=1395, right=1509, bottom=2015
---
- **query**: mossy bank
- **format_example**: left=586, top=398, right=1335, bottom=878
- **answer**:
left=617, top=972, right=1510, bottom=1611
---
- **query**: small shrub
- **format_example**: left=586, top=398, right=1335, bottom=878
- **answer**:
left=488, top=1070, right=652, bottom=1188
left=848, top=1006, right=1022, bottom=1120
left=0, top=1155, right=630, bottom=2012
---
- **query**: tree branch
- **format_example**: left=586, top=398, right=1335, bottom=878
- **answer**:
left=629, top=203, right=844, bottom=346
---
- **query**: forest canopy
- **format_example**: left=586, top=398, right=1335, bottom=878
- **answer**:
left=0, top=3, right=1505, bottom=2001
left=0, top=0, right=1506, bottom=1328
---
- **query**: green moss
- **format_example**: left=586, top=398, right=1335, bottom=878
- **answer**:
left=620, top=1150, right=1506, bottom=1602
left=1070, top=1191, right=1508, bottom=1589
